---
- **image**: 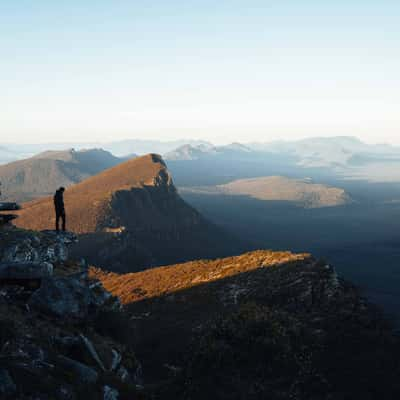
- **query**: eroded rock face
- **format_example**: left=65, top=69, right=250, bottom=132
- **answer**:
left=0, top=229, right=77, bottom=265
left=29, top=277, right=92, bottom=319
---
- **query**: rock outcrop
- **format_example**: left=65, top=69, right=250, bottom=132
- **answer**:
left=0, top=201, right=20, bottom=227
left=0, top=226, right=141, bottom=399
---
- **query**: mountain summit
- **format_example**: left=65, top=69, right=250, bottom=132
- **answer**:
left=15, top=154, right=241, bottom=272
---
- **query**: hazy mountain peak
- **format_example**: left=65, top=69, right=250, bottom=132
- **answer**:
left=219, top=142, right=252, bottom=152
left=164, top=144, right=217, bottom=160
left=0, top=148, right=123, bottom=202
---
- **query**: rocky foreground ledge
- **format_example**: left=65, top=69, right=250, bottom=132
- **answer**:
left=0, top=226, right=143, bottom=399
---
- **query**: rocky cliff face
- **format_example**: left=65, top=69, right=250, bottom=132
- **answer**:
left=0, top=226, right=143, bottom=399
left=16, top=154, right=243, bottom=272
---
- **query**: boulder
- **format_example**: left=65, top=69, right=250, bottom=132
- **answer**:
left=0, top=262, right=53, bottom=280
left=29, top=277, right=91, bottom=319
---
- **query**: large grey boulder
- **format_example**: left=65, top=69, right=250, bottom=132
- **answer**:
left=28, top=276, right=118, bottom=319
left=0, top=262, right=53, bottom=280
left=29, top=277, right=91, bottom=319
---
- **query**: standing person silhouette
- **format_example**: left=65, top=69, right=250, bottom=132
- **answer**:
left=54, top=187, right=66, bottom=232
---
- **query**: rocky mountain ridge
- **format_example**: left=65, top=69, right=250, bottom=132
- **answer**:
left=15, top=154, right=243, bottom=272
left=92, top=250, right=400, bottom=399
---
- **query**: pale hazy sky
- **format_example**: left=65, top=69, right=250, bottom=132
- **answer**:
left=1, top=1, right=399, bottom=145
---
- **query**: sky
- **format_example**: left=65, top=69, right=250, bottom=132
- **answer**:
left=1, top=0, right=399, bottom=145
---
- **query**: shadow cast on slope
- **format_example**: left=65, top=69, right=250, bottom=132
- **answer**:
left=110, top=256, right=397, bottom=397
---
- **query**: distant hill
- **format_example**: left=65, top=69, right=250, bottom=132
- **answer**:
left=181, top=176, right=352, bottom=208
left=219, top=176, right=352, bottom=208
left=0, top=148, right=130, bottom=202
left=15, top=154, right=243, bottom=272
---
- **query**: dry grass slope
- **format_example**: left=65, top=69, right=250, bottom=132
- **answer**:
left=15, top=154, right=168, bottom=233
left=89, top=250, right=311, bottom=304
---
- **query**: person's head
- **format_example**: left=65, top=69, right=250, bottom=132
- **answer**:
left=59, top=187, right=65, bottom=193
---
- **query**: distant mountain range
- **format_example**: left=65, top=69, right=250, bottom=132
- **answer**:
left=0, top=139, right=210, bottom=163
left=3, top=135, right=400, bottom=204
left=15, top=154, right=243, bottom=272
left=249, top=136, right=400, bottom=168
left=3, top=135, right=400, bottom=173
left=166, top=136, right=400, bottom=168
left=181, top=176, right=352, bottom=209
left=0, top=148, right=130, bottom=202
left=164, top=136, right=400, bottom=186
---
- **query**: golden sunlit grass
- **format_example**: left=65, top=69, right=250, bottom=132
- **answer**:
left=89, top=250, right=311, bottom=304
left=15, top=154, right=167, bottom=233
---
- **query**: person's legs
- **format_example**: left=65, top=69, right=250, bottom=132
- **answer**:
left=55, top=210, right=60, bottom=231
left=61, top=211, right=66, bottom=231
